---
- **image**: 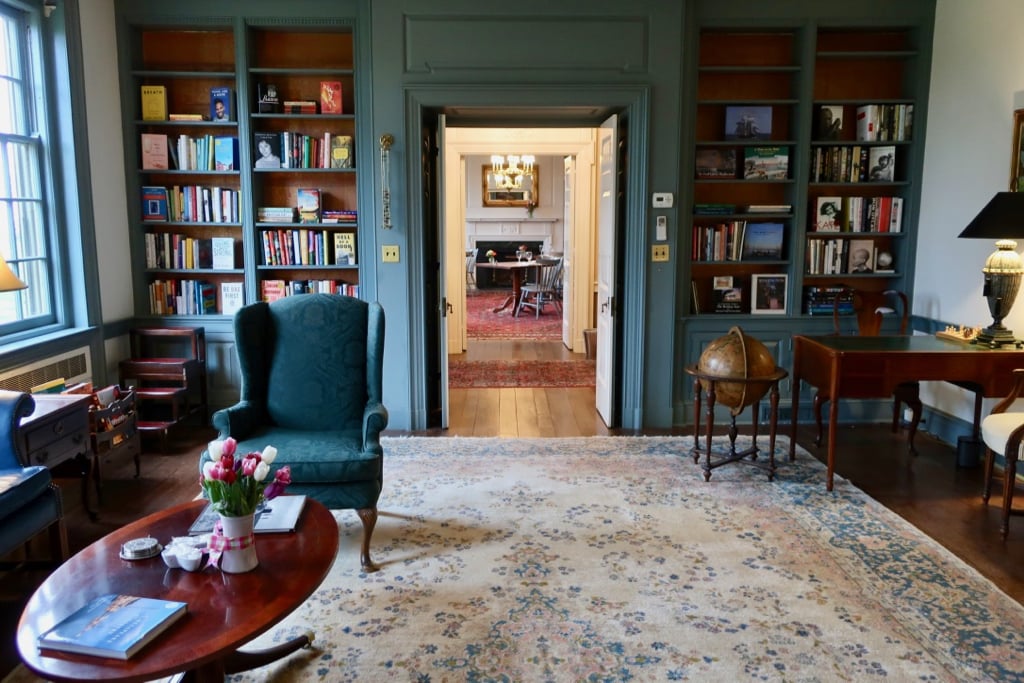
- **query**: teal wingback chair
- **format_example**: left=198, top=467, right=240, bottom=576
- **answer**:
left=202, top=294, right=387, bottom=571
left=0, top=390, right=68, bottom=564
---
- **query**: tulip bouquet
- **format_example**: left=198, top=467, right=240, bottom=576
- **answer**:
left=201, top=437, right=291, bottom=517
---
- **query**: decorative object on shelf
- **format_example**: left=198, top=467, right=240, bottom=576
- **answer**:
left=486, top=249, right=497, bottom=263
left=490, top=154, right=535, bottom=190
left=957, top=192, right=1024, bottom=348
left=380, top=134, right=393, bottom=229
left=0, top=253, right=27, bottom=291
left=751, top=273, right=788, bottom=314
left=200, top=437, right=291, bottom=572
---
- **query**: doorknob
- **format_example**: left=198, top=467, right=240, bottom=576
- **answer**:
left=601, top=296, right=613, bottom=314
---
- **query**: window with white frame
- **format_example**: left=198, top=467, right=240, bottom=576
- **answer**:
left=0, top=2, right=56, bottom=334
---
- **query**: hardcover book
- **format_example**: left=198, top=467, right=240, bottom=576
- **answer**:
left=868, top=146, right=896, bottom=181
left=814, top=196, right=842, bottom=232
left=220, top=281, right=244, bottom=315
left=141, top=186, right=169, bottom=222
left=211, top=237, right=235, bottom=269
left=320, top=81, right=343, bottom=114
left=330, top=135, right=354, bottom=169
left=296, top=188, right=322, bottom=223
left=740, top=222, right=784, bottom=260
left=695, top=148, right=736, bottom=179
left=261, top=279, right=287, bottom=302
left=213, top=136, right=238, bottom=171
left=254, top=132, right=282, bottom=169
left=140, top=133, right=168, bottom=171
left=724, top=106, right=771, bottom=140
left=140, top=85, right=167, bottom=121
left=711, top=282, right=744, bottom=314
left=742, top=147, right=788, bottom=180
left=257, top=83, right=280, bottom=113
left=847, top=238, right=875, bottom=273
left=209, top=86, right=234, bottom=122
left=333, top=231, right=357, bottom=265
left=817, top=105, right=844, bottom=140
left=187, top=495, right=308, bottom=535
left=37, top=594, right=187, bottom=660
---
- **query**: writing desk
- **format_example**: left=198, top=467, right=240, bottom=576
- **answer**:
left=474, top=260, right=537, bottom=314
left=790, top=334, right=1024, bottom=491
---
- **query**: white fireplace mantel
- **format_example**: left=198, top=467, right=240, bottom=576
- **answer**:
left=466, top=218, right=561, bottom=252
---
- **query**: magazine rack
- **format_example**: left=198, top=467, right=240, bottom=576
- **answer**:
left=89, top=387, right=141, bottom=504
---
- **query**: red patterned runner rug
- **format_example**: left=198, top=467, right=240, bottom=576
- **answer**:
left=449, top=358, right=595, bottom=388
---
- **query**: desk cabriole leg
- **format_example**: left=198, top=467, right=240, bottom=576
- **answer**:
left=702, top=382, right=716, bottom=482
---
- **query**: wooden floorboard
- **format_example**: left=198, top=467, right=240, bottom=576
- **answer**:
left=3, top=338, right=1023, bottom=678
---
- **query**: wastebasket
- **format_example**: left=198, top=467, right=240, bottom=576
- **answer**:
left=584, top=328, right=597, bottom=360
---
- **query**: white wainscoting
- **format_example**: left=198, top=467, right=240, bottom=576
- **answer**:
left=466, top=218, right=561, bottom=253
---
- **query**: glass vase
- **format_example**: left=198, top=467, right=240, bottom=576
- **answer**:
left=216, top=512, right=259, bottom=573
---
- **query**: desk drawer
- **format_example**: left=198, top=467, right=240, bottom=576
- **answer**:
left=23, top=410, right=90, bottom=467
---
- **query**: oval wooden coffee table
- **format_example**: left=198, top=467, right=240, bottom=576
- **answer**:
left=17, top=497, right=338, bottom=682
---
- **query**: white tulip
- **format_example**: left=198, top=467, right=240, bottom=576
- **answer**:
left=202, top=460, right=216, bottom=480
left=208, top=440, right=223, bottom=459
left=261, top=445, right=278, bottom=465
left=254, top=461, right=270, bottom=482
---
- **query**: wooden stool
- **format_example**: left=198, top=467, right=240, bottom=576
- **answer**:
left=684, top=364, right=789, bottom=481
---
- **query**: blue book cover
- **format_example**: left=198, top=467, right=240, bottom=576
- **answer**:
left=209, top=86, right=234, bottom=122
left=213, top=136, right=238, bottom=171
left=38, top=594, right=187, bottom=659
left=141, top=186, right=168, bottom=222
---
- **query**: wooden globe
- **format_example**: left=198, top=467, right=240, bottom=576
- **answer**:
left=697, top=326, right=777, bottom=414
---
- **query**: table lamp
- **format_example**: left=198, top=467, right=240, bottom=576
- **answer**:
left=0, top=254, right=26, bottom=292
left=957, top=192, right=1024, bottom=347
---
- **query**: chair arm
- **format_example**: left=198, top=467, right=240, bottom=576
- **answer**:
left=362, top=401, right=389, bottom=452
left=990, top=368, right=1024, bottom=415
left=211, top=401, right=265, bottom=440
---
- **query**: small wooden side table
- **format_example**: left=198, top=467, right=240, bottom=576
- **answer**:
left=683, top=364, right=789, bottom=481
left=20, top=393, right=95, bottom=518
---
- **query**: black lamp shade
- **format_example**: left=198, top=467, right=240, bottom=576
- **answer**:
left=958, top=192, right=1024, bottom=239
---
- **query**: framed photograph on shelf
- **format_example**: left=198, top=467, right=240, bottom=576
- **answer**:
left=847, top=238, right=875, bottom=273
left=695, top=148, right=737, bottom=179
left=751, top=273, right=788, bottom=314
left=724, top=106, right=772, bottom=140
left=1011, top=108, right=1024, bottom=191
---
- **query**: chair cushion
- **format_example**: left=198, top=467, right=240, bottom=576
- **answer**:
left=0, top=466, right=53, bottom=522
left=231, top=428, right=380, bottom=484
left=981, top=412, right=1024, bottom=460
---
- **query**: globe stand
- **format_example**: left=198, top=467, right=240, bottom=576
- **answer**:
left=684, top=364, right=789, bottom=482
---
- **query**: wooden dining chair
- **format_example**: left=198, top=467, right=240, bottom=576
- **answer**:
left=517, top=256, right=563, bottom=317
left=813, top=287, right=923, bottom=452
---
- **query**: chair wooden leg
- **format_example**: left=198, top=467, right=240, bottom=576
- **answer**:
left=357, top=507, right=379, bottom=573
left=903, top=392, right=923, bottom=455
left=812, top=392, right=827, bottom=446
left=48, top=519, right=69, bottom=562
left=983, top=446, right=996, bottom=503
left=1001, top=456, right=1018, bottom=539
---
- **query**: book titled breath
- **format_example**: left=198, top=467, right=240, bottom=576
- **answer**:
left=38, top=594, right=187, bottom=660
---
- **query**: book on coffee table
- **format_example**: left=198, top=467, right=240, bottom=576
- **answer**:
left=37, top=594, right=187, bottom=660
left=187, top=494, right=308, bottom=535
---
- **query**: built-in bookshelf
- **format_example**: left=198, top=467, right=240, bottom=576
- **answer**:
left=689, top=29, right=798, bottom=315
left=120, top=19, right=363, bottom=318
left=686, top=22, right=926, bottom=319
left=248, top=26, right=360, bottom=300
left=129, top=27, right=243, bottom=316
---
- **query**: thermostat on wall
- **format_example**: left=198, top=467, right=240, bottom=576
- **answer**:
left=652, top=192, right=673, bottom=208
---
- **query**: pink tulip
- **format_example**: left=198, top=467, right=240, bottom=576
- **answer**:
left=241, top=453, right=260, bottom=476
left=221, top=437, right=237, bottom=458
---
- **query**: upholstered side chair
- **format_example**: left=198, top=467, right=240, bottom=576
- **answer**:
left=0, top=390, right=68, bottom=565
left=201, top=294, right=388, bottom=571
left=982, top=367, right=1024, bottom=538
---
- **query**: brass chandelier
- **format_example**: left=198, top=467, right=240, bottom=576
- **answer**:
left=490, top=154, right=535, bottom=190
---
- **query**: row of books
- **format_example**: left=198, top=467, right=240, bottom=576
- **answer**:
left=141, top=185, right=239, bottom=224
left=261, top=279, right=359, bottom=301
left=810, top=144, right=896, bottom=183
left=148, top=279, right=229, bottom=316
left=804, top=286, right=855, bottom=315
left=253, top=131, right=354, bottom=170
left=806, top=237, right=892, bottom=275
left=693, top=203, right=792, bottom=216
left=260, top=229, right=357, bottom=267
left=144, top=234, right=235, bottom=271
left=141, top=84, right=237, bottom=122
left=257, top=81, right=344, bottom=115
left=813, top=195, right=903, bottom=233
left=141, top=133, right=239, bottom=172
left=693, top=221, right=786, bottom=262
left=856, top=104, right=914, bottom=142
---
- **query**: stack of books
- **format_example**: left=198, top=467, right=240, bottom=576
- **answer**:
left=805, top=286, right=854, bottom=315
left=257, top=206, right=296, bottom=224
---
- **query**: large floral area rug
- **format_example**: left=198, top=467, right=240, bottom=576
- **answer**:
left=467, top=290, right=562, bottom=340
left=223, top=436, right=1024, bottom=682
left=449, top=358, right=595, bottom=388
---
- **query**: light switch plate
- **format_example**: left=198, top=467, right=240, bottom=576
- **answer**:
left=652, top=192, right=673, bottom=208
left=652, top=244, right=670, bottom=262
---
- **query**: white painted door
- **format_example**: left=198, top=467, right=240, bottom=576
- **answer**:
left=595, top=115, right=617, bottom=426
left=436, top=114, right=450, bottom=428
left=562, top=156, right=574, bottom=347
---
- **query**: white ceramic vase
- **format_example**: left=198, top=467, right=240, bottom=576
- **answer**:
left=217, top=512, right=259, bottom=573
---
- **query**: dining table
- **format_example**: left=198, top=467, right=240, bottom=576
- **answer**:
left=473, top=260, right=538, bottom=314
